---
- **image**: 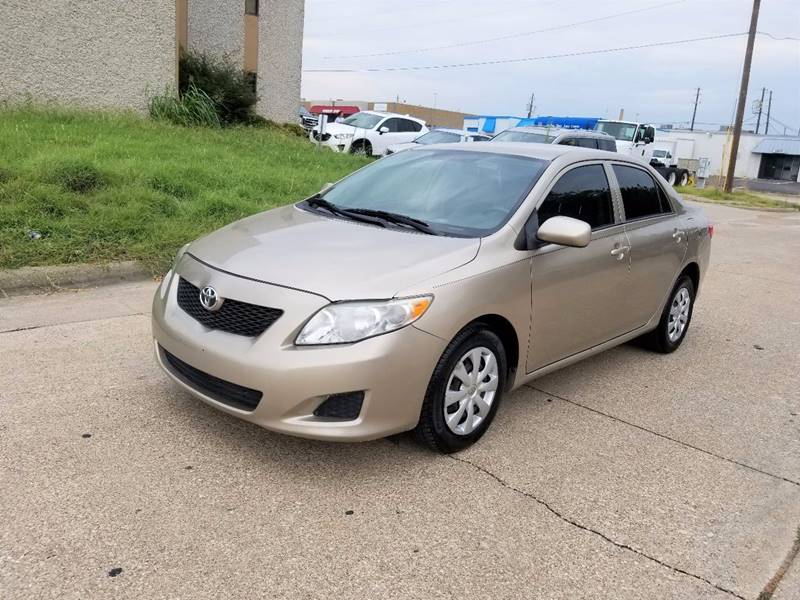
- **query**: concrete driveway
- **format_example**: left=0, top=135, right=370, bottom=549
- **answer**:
left=2, top=203, right=799, bottom=599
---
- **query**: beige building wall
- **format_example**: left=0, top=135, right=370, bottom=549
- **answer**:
left=187, top=0, right=244, bottom=65
left=372, top=103, right=469, bottom=129
left=257, top=0, right=305, bottom=123
left=0, top=0, right=176, bottom=111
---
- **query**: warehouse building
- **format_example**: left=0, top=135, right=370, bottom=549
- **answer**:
left=0, top=0, right=304, bottom=123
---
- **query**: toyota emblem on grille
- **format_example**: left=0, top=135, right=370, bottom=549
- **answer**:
left=199, top=286, right=224, bottom=312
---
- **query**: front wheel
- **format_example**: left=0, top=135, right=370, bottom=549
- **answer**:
left=415, top=326, right=507, bottom=453
left=350, top=141, right=372, bottom=156
left=642, top=275, right=695, bottom=353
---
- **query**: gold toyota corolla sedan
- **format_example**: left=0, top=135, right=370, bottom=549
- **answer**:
left=152, top=143, right=712, bottom=452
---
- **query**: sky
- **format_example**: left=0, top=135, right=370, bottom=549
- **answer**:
left=301, top=0, right=800, bottom=133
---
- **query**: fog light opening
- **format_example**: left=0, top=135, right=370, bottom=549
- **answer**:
left=313, top=391, right=365, bottom=421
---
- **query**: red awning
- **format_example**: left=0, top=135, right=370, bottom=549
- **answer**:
left=309, top=105, right=360, bottom=117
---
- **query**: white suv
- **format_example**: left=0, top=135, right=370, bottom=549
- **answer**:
left=310, top=111, right=429, bottom=157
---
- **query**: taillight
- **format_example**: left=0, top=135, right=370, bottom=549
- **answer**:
left=707, top=224, right=714, bottom=238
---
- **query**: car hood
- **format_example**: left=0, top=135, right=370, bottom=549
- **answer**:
left=315, top=123, right=359, bottom=136
left=186, top=205, right=480, bottom=300
left=387, top=142, right=417, bottom=153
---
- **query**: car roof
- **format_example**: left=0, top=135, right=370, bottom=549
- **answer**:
left=360, top=110, right=426, bottom=123
left=502, top=126, right=613, bottom=138
left=408, top=141, right=639, bottom=164
left=428, top=128, right=490, bottom=135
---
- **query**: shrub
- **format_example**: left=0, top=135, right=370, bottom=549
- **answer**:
left=50, top=161, right=104, bottom=193
left=179, top=50, right=258, bottom=125
left=148, top=85, right=221, bottom=128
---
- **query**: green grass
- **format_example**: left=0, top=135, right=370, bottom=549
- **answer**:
left=676, top=185, right=799, bottom=211
left=0, top=106, right=370, bottom=272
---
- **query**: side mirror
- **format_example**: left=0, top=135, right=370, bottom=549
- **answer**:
left=643, top=126, right=655, bottom=144
left=536, top=216, right=591, bottom=248
left=379, top=126, right=389, bottom=134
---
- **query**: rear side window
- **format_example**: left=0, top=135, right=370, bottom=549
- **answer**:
left=400, top=119, right=423, bottom=132
left=576, top=138, right=598, bottom=149
left=598, top=138, right=616, bottom=152
left=559, top=138, right=577, bottom=146
left=537, top=165, right=614, bottom=230
left=613, top=165, right=671, bottom=220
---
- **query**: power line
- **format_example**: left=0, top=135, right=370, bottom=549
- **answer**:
left=323, top=0, right=687, bottom=60
left=305, top=32, right=750, bottom=73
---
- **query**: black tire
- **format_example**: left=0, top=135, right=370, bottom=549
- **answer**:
left=415, top=325, right=507, bottom=453
left=642, top=275, right=695, bottom=353
left=666, top=171, right=677, bottom=186
left=679, top=171, right=689, bottom=186
left=350, top=140, right=372, bottom=156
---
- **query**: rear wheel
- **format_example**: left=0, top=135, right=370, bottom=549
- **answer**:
left=415, top=326, right=507, bottom=453
left=667, top=171, right=677, bottom=186
left=642, top=275, right=695, bottom=353
left=679, top=171, right=689, bottom=186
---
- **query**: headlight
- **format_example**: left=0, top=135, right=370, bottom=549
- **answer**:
left=295, top=296, right=433, bottom=345
left=333, top=133, right=354, bottom=140
left=160, top=243, right=190, bottom=298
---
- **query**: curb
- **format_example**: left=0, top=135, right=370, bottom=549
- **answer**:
left=682, top=194, right=799, bottom=213
left=0, top=261, right=152, bottom=298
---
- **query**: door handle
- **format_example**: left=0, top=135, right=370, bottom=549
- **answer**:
left=610, top=245, right=630, bottom=260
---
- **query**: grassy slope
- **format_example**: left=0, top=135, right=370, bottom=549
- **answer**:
left=676, top=185, right=799, bottom=211
left=0, top=107, right=369, bottom=272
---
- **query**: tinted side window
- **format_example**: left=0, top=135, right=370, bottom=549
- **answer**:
left=537, top=165, right=614, bottom=230
left=405, top=120, right=423, bottom=132
left=598, top=139, right=616, bottom=152
left=576, top=138, right=598, bottom=149
left=381, top=118, right=402, bottom=132
left=559, top=137, right=578, bottom=146
left=613, top=165, right=670, bottom=220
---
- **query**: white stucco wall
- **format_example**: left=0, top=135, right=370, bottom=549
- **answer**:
left=0, top=0, right=176, bottom=111
left=257, top=0, right=305, bottom=123
left=187, top=0, right=244, bottom=65
left=658, top=130, right=767, bottom=179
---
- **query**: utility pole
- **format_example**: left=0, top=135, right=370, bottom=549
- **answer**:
left=724, top=0, right=760, bottom=193
left=690, top=87, right=701, bottom=131
left=526, top=92, right=535, bottom=118
left=765, top=90, right=772, bottom=134
left=755, top=87, right=765, bottom=133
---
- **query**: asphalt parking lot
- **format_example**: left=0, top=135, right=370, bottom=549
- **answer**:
left=1, top=202, right=799, bottom=599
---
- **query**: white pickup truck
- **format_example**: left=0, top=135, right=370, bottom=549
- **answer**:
left=594, top=119, right=691, bottom=186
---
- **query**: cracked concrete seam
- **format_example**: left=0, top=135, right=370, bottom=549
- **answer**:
left=528, top=385, right=800, bottom=488
left=449, top=454, right=746, bottom=600
left=757, top=527, right=800, bottom=600
left=0, top=312, right=148, bottom=335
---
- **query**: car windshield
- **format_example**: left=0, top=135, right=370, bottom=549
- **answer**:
left=414, top=130, right=461, bottom=145
left=317, top=150, right=548, bottom=237
left=595, top=122, right=637, bottom=142
left=492, top=130, right=553, bottom=143
left=341, top=113, right=383, bottom=129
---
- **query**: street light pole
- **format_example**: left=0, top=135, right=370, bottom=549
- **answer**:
left=724, top=0, right=761, bottom=193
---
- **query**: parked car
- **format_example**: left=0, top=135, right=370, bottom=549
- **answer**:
left=298, top=106, right=318, bottom=131
left=153, top=143, right=711, bottom=452
left=386, top=129, right=491, bottom=155
left=492, top=126, right=617, bottom=151
left=310, top=111, right=429, bottom=156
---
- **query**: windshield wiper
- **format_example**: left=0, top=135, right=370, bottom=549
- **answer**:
left=305, top=196, right=386, bottom=227
left=345, top=208, right=438, bottom=235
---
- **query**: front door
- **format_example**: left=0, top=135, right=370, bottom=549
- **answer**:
left=609, top=163, right=687, bottom=327
left=373, top=118, right=419, bottom=155
left=527, top=163, right=631, bottom=372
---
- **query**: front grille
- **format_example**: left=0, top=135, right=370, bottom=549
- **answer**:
left=177, top=278, right=282, bottom=337
left=162, top=347, right=262, bottom=411
left=312, top=131, right=331, bottom=142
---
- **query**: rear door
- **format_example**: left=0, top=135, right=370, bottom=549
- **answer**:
left=609, top=164, right=688, bottom=327
left=527, top=162, right=631, bottom=372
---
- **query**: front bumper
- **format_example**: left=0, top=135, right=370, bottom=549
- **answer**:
left=308, top=131, right=352, bottom=153
left=152, top=255, right=446, bottom=441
